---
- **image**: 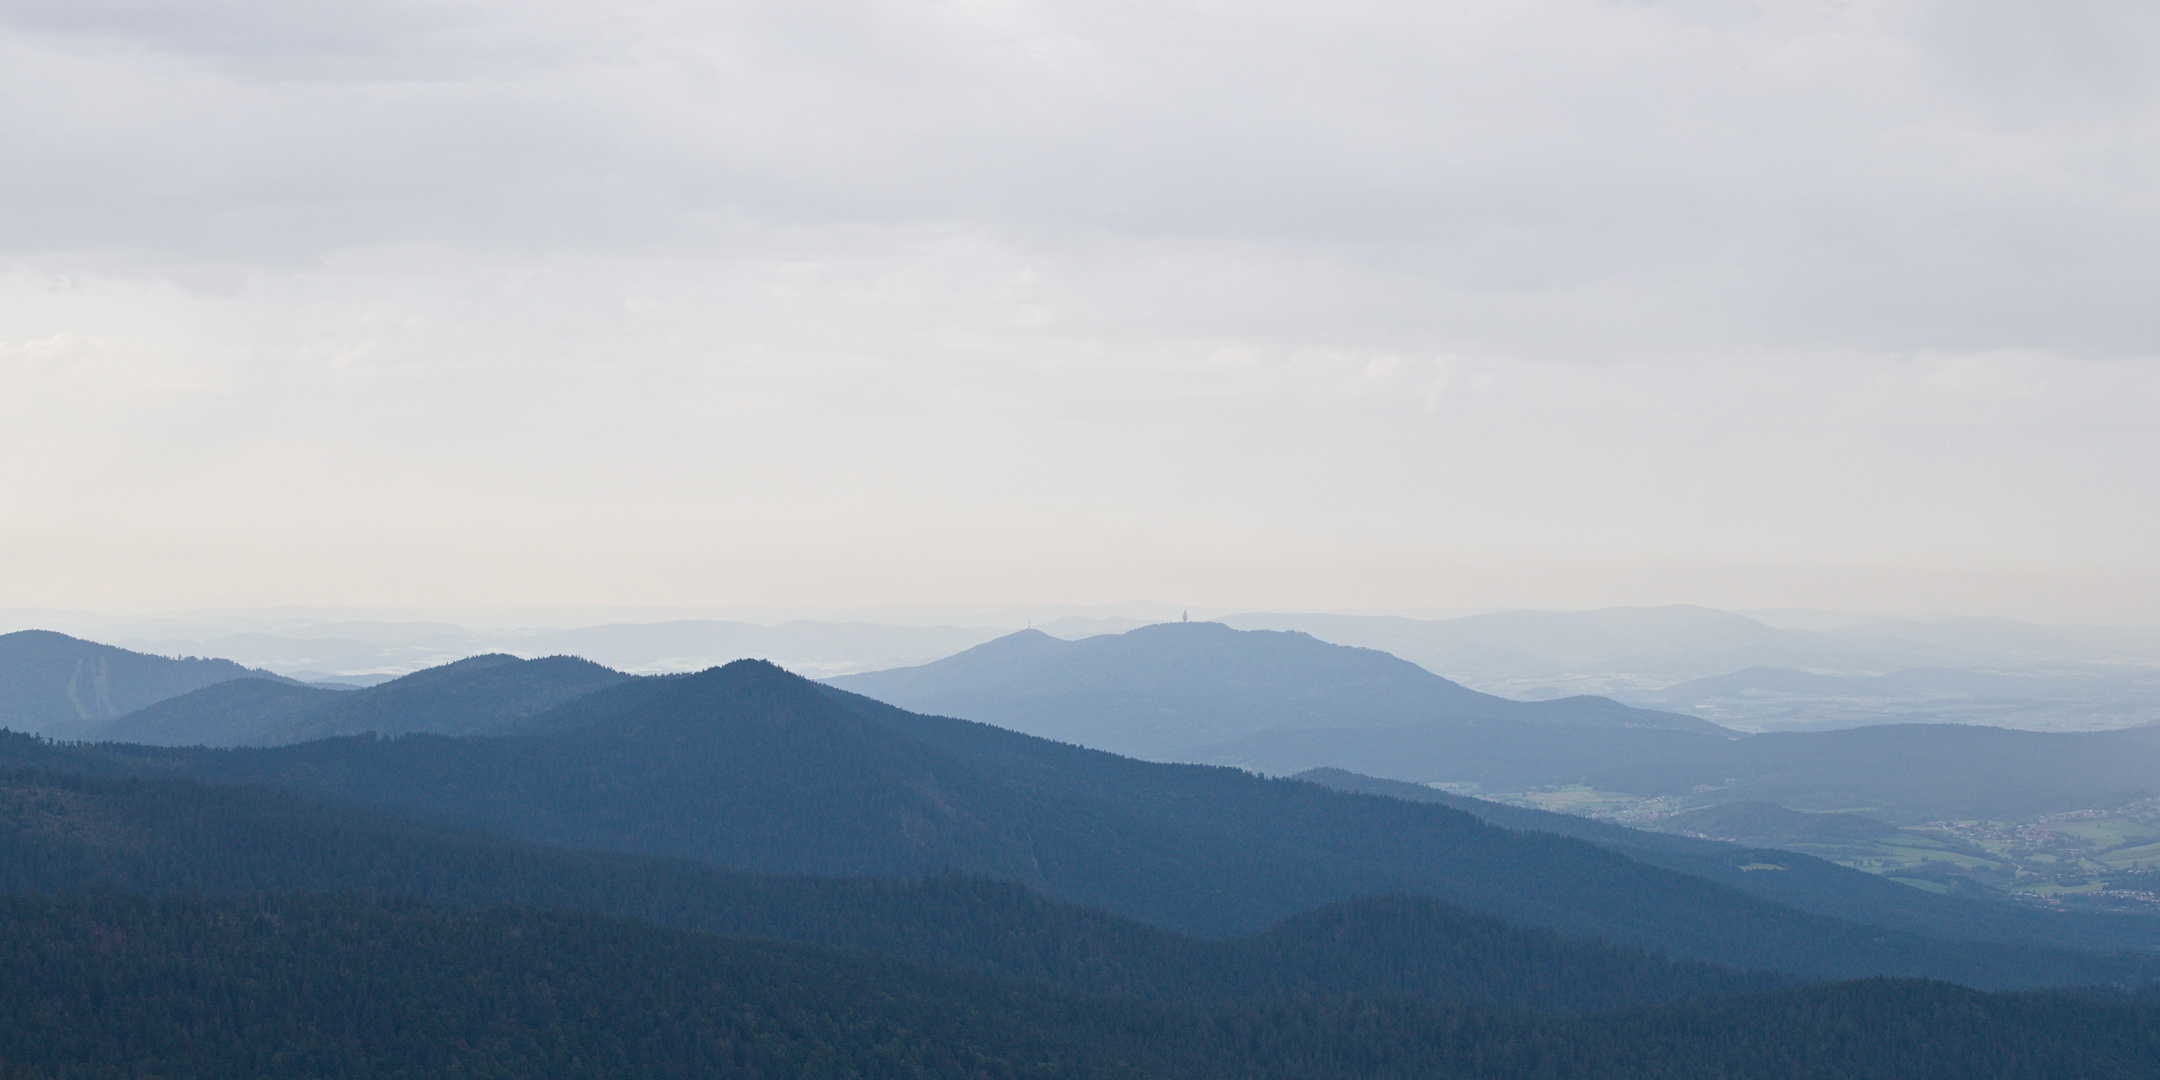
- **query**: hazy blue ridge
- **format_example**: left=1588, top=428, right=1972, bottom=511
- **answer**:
left=827, top=622, right=1730, bottom=783
left=0, top=630, right=295, bottom=740
left=93, top=653, right=636, bottom=747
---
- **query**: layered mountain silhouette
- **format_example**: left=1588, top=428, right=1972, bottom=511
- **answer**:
left=99, top=653, right=632, bottom=746
left=0, top=629, right=291, bottom=739
left=76, top=621, right=2160, bottom=822
left=11, top=622, right=2160, bottom=1075
left=6, top=659, right=2158, bottom=986
left=826, top=622, right=2160, bottom=823
left=828, top=621, right=1731, bottom=785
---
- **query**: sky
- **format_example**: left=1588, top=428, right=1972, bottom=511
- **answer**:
left=3, top=0, right=2158, bottom=622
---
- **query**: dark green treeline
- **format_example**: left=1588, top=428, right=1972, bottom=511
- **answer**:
left=2, top=892, right=2158, bottom=1080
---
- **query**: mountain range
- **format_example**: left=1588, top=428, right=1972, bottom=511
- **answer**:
left=8, top=657, right=2160, bottom=986
left=30, top=603, right=2160, bottom=737
left=7, top=622, right=2160, bottom=1074
left=829, top=622, right=1729, bottom=787
left=19, top=622, right=2160, bottom=841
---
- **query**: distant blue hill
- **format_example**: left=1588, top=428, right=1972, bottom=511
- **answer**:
left=827, top=621, right=1729, bottom=786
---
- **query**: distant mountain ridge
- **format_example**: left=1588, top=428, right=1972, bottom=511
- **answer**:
left=0, top=630, right=293, bottom=739
left=828, top=622, right=1727, bottom=779
left=114, top=618, right=1011, bottom=680
left=99, top=653, right=633, bottom=746
left=69, top=605, right=2160, bottom=734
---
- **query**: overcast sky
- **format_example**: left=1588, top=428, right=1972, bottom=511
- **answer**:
left=3, top=0, right=2158, bottom=622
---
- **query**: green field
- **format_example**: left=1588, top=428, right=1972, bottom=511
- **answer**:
left=1473, top=786, right=2160, bottom=910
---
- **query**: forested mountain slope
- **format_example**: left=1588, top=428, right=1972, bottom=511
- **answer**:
left=100, top=679, right=343, bottom=746
left=0, top=768, right=1787, bottom=1014
left=3, top=661, right=2156, bottom=986
left=1, top=891, right=2155, bottom=1080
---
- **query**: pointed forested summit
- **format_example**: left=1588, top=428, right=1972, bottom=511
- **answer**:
left=0, top=629, right=290, bottom=739
left=827, top=621, right=1726, bottom=780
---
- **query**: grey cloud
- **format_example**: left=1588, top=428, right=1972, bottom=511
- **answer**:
left=0, top=0, right=570, bottom=79
left=5, top=3, right=2160, bottom=625
left=4, top=2, right=2155, bottom=270
left=0, top=2, right=2144, bottom=354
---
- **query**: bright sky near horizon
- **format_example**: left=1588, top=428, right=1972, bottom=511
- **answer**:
left=2, top=1, right=2157, bottom=621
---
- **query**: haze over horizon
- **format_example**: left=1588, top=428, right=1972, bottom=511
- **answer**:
left=5, top=599, right=2154, bottom=637
left=6, top=1, right=2159, bottom=621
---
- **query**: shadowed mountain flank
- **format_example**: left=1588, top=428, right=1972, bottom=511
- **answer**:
left=0, top=768, right=1791, bottom=1015
left=101, top=679, right=344, bottom=746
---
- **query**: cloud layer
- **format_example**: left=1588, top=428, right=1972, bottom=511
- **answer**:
left=3, top=0, right=2157, bottom=618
